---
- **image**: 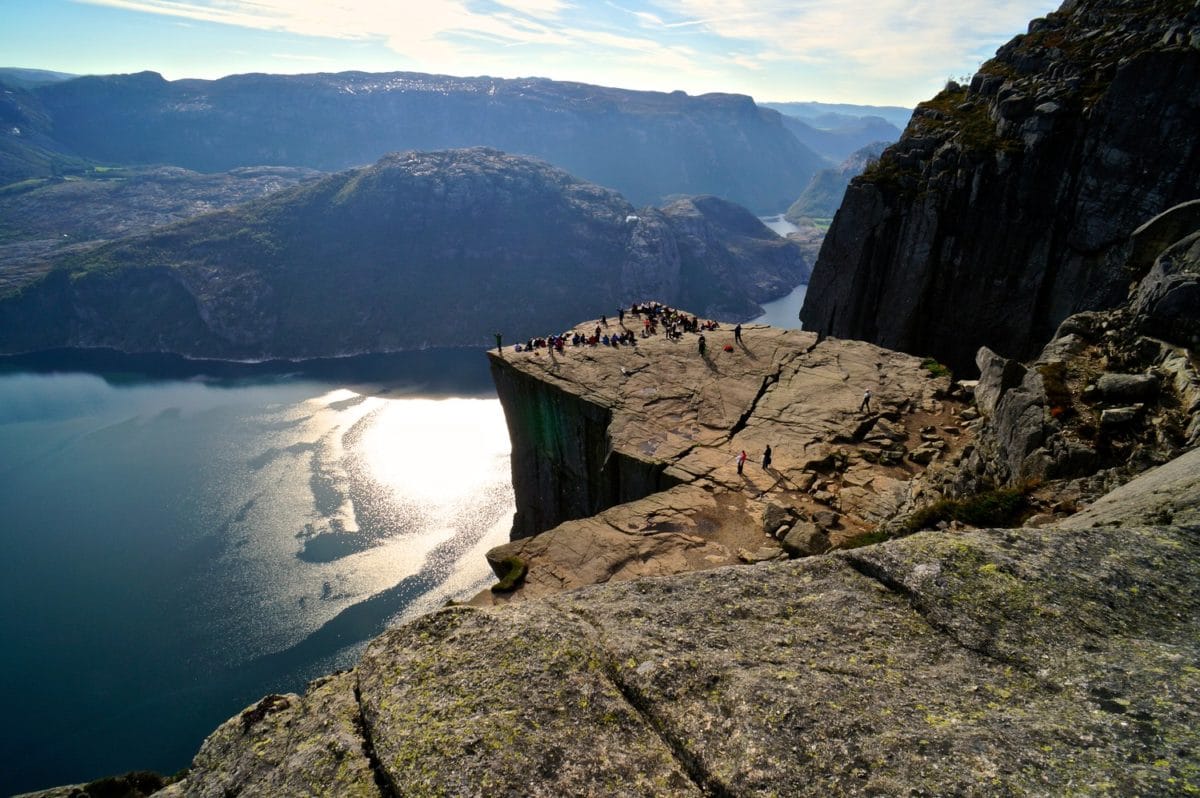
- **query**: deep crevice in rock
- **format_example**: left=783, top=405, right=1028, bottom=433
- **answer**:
left=601, top=660, right=734, bottom=798
left=565, top=606, right=733, bottom=798
left=726, top=359, right=790, bottom=442
left=352, top=682, right=400, bottom=798
left=840, top=552, right=1020, bottom=672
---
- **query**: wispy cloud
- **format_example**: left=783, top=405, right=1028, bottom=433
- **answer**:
left=71, top=0, right=1058, bottom=103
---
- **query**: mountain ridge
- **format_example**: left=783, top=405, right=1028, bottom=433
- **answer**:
left=800, top=0, right=1200, bottom=374
left=3, top=69, right=826, bottom=213
left=0, top=148, right=809, bottom=358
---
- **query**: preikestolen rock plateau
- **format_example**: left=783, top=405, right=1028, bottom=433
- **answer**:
left=478, top=316, right=969, bottom=601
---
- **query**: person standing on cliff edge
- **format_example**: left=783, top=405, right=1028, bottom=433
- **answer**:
left=494, top=332, right=502, bottom=354
left=734, top=323, right=742, bottom=344
left=762, top=444, right=772, bottom=470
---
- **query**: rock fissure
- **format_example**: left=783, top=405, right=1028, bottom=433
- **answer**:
left=566, top=607, right=736, bottom=798
left=352, top=682, right=400, bottom=798
left=726, top=367, right=783, bottom=441
left=602, top=665, right=734, bottom=798
left=839, top=551, right=1022, bottom=672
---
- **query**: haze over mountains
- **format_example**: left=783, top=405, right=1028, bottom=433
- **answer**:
left=761, top=102, right=906, bottom=163
left=3, top=70, right=825, bottom=213
left=1, top=68, right=906, bottom=211
left=0, top=66, right=907, bottom=359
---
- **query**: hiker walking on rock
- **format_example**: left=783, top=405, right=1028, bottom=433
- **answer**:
left=762, top=444, right=772, bottom=470
left=734, top=323, right=742, bottom=343
left=737, top=450, right=747, bottom=475
left=698, top=334, right=706, bottom=355
left=860, top=389, right=872, bottom=413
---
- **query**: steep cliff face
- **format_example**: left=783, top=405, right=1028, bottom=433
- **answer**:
left=801, top=0, right=1200, bottom=374
left=0, top=149, right=808, bottom=358
left=489, top=354, right=679, bottom=539
left=487, top=315, right=962, bottom=554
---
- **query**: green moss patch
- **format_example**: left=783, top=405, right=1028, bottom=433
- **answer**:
left=491, top=556, right=527, bottom=593
left=901, top=486, right=1032, bottom=535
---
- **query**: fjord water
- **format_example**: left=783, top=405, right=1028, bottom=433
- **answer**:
left=0, top=350, right=514, bottom=795
left=753, top=215, right=807, bottom=329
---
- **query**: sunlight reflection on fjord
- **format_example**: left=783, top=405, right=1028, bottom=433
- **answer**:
left=356, top=397, right=513, bottom=509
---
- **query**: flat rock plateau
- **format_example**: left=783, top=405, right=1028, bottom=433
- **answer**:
left=479, top=317, right=969, bottom=602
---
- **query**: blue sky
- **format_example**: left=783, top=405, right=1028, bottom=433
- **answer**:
left=2, top=0, right=1059, bottom=106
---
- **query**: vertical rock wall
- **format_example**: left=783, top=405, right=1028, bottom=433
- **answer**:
left=489, top=353, right=678, bottom=539
left=801, top=0, right=1200, bottom=374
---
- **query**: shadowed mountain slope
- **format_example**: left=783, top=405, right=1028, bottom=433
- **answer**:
left=0, top=148, right=808, bottom=358
left=801, top=0, right=1200, bottom=374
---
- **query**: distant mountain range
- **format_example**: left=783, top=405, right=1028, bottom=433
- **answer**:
left=761, top=101, right=913, bottom=130
left=785, top=141, right=889, bottom=222
left=763, top=103, right=902, bottom=164
left=0, top=148, right=810, bottom=358
left=1, top=70, right=831, bottom=214
left=1, top=69, right=914, bottom=215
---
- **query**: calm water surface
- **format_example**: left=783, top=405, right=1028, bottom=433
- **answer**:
left=0, top=350, right=514, bottom=795
left=754, top=215, right=807, bottom=329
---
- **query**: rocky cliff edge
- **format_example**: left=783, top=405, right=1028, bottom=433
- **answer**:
left=32, top=446, right=1192, bottom=797
left=801, top=0, right=1200, bottom=374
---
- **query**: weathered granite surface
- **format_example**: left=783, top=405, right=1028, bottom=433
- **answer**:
left=801, top=0, right=1200, bottom=374
left=98, top=446, right=1200, bottom=798
left=485, top=318, right=970, bottom=599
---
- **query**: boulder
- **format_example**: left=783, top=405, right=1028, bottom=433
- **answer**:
left=974, top=347, right=1026, bottom=417
left=1101, top=406, right=1139, bottom=426
left=1133, top=228, right=1200, bottom=348
left=1095, top=372, right=1159, bottom=401
left=780, top=521, right=830, bottom=557
left=761, top=503, right=793, bottom=535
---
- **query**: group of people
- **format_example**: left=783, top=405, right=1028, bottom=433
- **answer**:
left=513, top=327, right=640, bottom=353
left=502, top=301, right=729, bottom=356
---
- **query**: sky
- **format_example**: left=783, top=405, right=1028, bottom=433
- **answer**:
left=1, top=0, right=1060, bottom=107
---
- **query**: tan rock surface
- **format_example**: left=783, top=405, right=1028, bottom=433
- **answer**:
left=480, top=315, right=971, bottom=602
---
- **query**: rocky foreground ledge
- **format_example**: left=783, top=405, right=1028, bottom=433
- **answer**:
left=29, top=449, right=1198, bottom=797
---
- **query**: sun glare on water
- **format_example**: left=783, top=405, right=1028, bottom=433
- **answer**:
left=355, top=396, right=512, bottom=509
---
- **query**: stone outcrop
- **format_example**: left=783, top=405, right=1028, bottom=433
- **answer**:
left=800, top=0, right=1200, bottom=374
left=485, top=315, right=971, bottom=602
left=949, top=200, right=1200, bottom=498
left=45, top=446, right=1194, bottom=798
left=0, top=149, right=809, bottom=358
